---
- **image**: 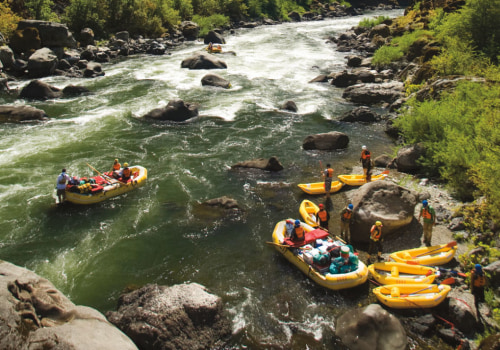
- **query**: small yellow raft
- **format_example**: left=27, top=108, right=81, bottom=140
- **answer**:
left=337, top=172, right=388, bottom=186
left=297, top=181, right=343, bottom=195
left=65, top=165, right=147, bottom=205
left=368, top=262, right=440, bottom=285
left=271, top=220, right=368, bottom=290
left=372, top=283, right=451, bottom=309
left=390, top=242, right=457, bottom=266
left=205, top=44, right=222, bottom=53
left=299, top=199, right=319, bottom=226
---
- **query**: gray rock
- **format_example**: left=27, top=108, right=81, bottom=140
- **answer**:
left=350, top=180, right=419, bottom=243
left=79, top=28, right=95, bottom=46
left=181, top=53, right=227, bottom=70
left=441, top=289, right=480, bottom=336
left=339, top=106, right=380, bottom=122
left=201, top=73, right=231, bottom=89
left=62, top=85, right=91, bottom=96
left=484, top=260, right=500, bottom=288
left=106, top=283, right=231, bottom=350
left=0, top=46, right=15, bottom=69
left=302, top=131, right=349, bottom=150
left=342, top=82, right=405, bottom=105
left=27, top=47, right=58, bottom=78
left=143, top=99, right=199, bottom=122
left=202, top=196, right=239, bottom=209
left=0, top=105, right=48, bottom=123
left=231, top=156, right=284, bottom=171
left=308, top=74, right=329, bottom=83
left=204, top=30, right=226, bottom=44
left=180, top=21, right=199, bottom=40
left=0, top=261, right=137, bottom=350
left=20, top=80, right=62, bottom=100
left=396, top=143, right=426, bottom=174
left=83, top=61, right=104, bottom=78
left=336, top=303, right=406, bottom=350
left=16, top=20, right=76, bottom=48
left=281, top=100, right=298, bottom=112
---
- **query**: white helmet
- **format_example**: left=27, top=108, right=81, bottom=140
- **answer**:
left=362, top=145, right=367, bottom=150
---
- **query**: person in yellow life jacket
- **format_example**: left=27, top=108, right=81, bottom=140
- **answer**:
left=367, top=221, right=383, bottom=263
left=316, top=203, right=330, bottom=230
left=360, top=145, right=371, bottom=177
left=322, top=163, right=334, bottom=198
left=339, top=203, right=353, bottom=243
left=111, top=159, right=121, bottom=179
left=291, top=220, right=305, bottom=242
left=418, top=200, right=436, bottom=246
left=470, top=264, right=487, bottom=306
left=120, top=162, right=132, bottom=182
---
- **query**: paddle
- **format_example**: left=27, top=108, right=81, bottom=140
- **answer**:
left=414, top=241, right=457, bottom=258
left=380, top=170, right=390, bottom=175
left=86, top=163, right=120, bottom=186
left=266, top=241, right=310, bottom=250
left=406, top=261, right=467, bottom=277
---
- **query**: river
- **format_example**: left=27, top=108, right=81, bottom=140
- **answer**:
left=1, top=10, right=405, bottom=348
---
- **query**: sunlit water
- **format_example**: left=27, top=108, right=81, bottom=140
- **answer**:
left=1, top=10, right=404, bottom=348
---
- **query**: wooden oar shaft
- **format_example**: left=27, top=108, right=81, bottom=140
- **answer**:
left=86, top=163, right=120, bottom=185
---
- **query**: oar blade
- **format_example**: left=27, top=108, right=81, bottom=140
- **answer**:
left=440, top=277, right=456, bottom=285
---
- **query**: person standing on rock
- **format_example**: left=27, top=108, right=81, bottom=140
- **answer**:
left=418, top=200, right=436, bottom=246
left=316, top=203, right=330, bottom=231
left=360, top=145, right=371, bottom=177
left=470, top=264, right=487, bottom=308
left=56, top=168, right=71, bottom=204
left=367, top=221, right=383, bottom=263
left=322, top=163, right=334, bottom=198
left=339, top=204, right=353, bottom=243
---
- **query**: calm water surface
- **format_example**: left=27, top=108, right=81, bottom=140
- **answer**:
left=1, top=10, right=405, bottom=348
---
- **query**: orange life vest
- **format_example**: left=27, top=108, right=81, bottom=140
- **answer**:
left=122, top=167, right=131, bottom=178
left=294, top=226, right=305, bottom=240
left=370, top=225, right=382, bottom=241
left=325, top=168, right=333, bottom=178
left=361, top=150, right=371, bottom=160
left=473, top=273, right=486, bottom=287
left=422, top=208, right=432, bottom=220
left=342, top=209, right=352, bottom=221
left=318, top=209, right=328, bottom=222
left=113, top=163, right=121, bottom=170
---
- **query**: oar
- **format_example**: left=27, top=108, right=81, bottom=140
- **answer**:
left=406, top=261, right=467, bottom=277
left=314, top=226, right=346, bottom=245
left=86, top=163, right=120, bottom=185
left=380, top=170, right=390, bottom=175
left=265, top=242, right=310, bottom=250
left=414, top=241, right=457, bottom=258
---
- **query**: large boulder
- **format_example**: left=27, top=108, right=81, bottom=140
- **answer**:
left=438, top=289, right=481, bottom=336
left=350, top=180, right=419, bottom=243
left=204, top=30, right=226, bottom=44
left=336, top=303, right=407, bottom=350
left=20, top=80, right=62, bottom=100
left=302, top=131, right=349, bottom=150
left=201, top=73, right=231, bottom=88
left=9, top=27, right=42, bottom=55
left=396, top=143, right=426, bottom=174
left=142, top=99, right=199, bottom=122
left=79, top=28, right=95, bottom=46
left=180, top=21, right=200, bottom=40
left=27, top=47, right=58, bottom=78
left=0, top=46, right=15, bottom=70
left=0, top=261, right=138, bottom=350
left=0, top=105, right=48, bottom=123
left=339, top=106, right=380, bottom=123
left=342, top=82, right=405, bottom=105
left=181, top=53, right=227, bottom=70
left=231, top=156, right=284, bottom=171
left=106, top=283, right=231, bottom=350
left=16, top=20, right=76, bottom=48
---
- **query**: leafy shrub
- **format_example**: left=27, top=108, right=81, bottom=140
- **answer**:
left=392, top=29, right=431, bottom=53
left=25, top=0, right=59, bottom=21
left=192, top=14, right=229, bottom=37
left=372, top=45, right=403, bottom=67
left=0, top=1, right=22, bottom=38
left=358, top=16, right=390, bottom=28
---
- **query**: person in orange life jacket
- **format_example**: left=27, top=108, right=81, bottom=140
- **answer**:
left=360, top=145, right=371, bottom=177
left=418, top=200, right=436, bottom=246
left=56, top=168, right=71, bottom=204
left=111, top=158, right=121, bottom=179
left=340, top=203, right=354, bottom=243
left=120, top=162, right=132, bottom=182
left=367, top=221, right=383, bottom=263
left=330, top=246, right=359, bottom=274
left=470, top=264, right=487, bottom=305
left=316, top=203, right=330, bottom=230
left=291, top=220, right=305, bottom=242
left=322, top=163, right=334, bottom=198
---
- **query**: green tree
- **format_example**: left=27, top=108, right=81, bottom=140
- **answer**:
left=25, top=0, right=58, bottom=21
left=0, top=0, right=23, bottom=38
left=63, top=0, right=109, bottom=39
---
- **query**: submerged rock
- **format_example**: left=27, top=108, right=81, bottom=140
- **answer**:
left=231, top=156, right=284, bottom=171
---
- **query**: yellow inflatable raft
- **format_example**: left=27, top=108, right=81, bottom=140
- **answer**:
left=389, top=242, right=458, bottom=266
left=65, top=165, right=147, bottom=205
left=297, top=181, right=343, bottom=195
left=299, top=199, right=319, bottom=226
left=270, top=220, right=368, bottom=290
left=368, top=262, right=440, bottom=285
left=372, top=283, right=451, bottom=309
left=337, top=172, right=388, bottom=186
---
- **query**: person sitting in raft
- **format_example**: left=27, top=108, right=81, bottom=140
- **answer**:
left=120, top=162, right=132, bottom=182
left=285, top=219, right=294, bottom=238
left=329, top=246, right=358, bottom=274
left=111, top=158, right=121, bottom=179
left=208, top=42, right=213, bottom=51
left=291, top=220, right=305, bottom=243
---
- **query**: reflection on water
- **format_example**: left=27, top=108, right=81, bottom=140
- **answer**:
left=0, top=10, right=403, bottom=348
